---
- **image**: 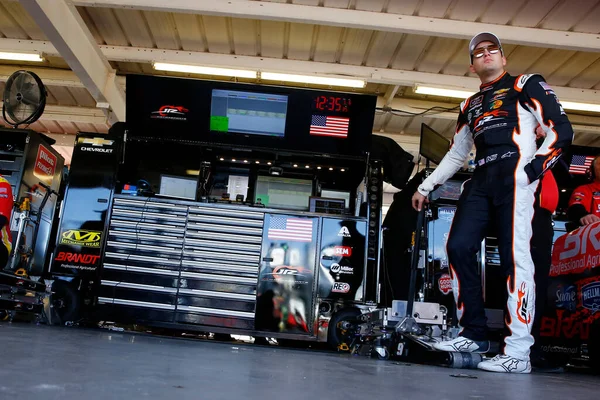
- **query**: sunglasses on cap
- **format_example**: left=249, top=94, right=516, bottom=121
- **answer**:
left=471, top=44, right=501, bottom=59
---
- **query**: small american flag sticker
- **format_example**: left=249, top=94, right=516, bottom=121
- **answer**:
left=569, top=155, right=594, bottom=175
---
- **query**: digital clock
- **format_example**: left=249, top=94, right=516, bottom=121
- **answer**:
left=313, top=95, right=352, bottom=113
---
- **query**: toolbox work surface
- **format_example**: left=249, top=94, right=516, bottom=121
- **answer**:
left=0, top=324, right=597, bottom=400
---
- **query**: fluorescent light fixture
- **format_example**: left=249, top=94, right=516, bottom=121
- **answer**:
left=261, top=72, right=365, bottom=88
left=153, top=62, right=257, bottom=79
left=561, top=101, right=600, bottom=113
left=414, top=85, right=475, bottom=99
left=0, top=51, right=43, bottom=62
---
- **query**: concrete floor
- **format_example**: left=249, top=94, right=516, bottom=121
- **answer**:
left=0, top=323, right=598, bottom=400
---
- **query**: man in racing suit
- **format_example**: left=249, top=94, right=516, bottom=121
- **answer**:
left=412, top=32, right=573, bottom=373
left=567, top=155, right=600, bottom=226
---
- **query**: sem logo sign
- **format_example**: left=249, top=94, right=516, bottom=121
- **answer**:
left=334, top=246, right=352, bottom=256
left=60, top=230, right=102, bottom=248
left=332, top=282, right=350, bottom=293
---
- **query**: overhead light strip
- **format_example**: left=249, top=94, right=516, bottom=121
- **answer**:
left=152, top=62, right=257, bottom=79
left=0, top=51, right=43, bottom=62
left=261, top=71, right=365, bottom=88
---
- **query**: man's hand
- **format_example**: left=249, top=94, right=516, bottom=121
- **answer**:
left=412, top=191, right=428, bottom=211
left=580, top=214, right=600, bottom=225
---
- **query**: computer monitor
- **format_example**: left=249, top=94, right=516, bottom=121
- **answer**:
left=159, top=174, right=198, bottom=200
left=320, top=189, right=351, bottom=209
left=420, top=123, right=450, bottom=165
left=254, top=175, right=313, bottom=210
left=210, top=89, right=289, bottom=138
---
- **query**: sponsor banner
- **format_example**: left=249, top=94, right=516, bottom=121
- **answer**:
left=438, top=273, right=453, bottom=295
left=333, top=246, right=352, bottom=257
left=581, top=281, right=600, bottom=313
left=33, top=144, right=57, bottom=185
left=53, top=251, right=101, bottom=271
left=332, top=282, right=350, bottom=293
left=78, top=137, right=115, bottom=154
left=151, top=105, right=189, bottom=121
left=59, top=229, right=103, bottom=248
left=330, top=263, right=354, bottom=275
left=555, top=284, right=577, bottom=311
left=550, top=222, right=600, bottom=276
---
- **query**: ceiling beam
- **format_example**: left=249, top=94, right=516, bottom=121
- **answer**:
left=18, top=0, right=125, bottom=123
left=2, top=37, right=599, bottom=104
left=72, top=0, right=600, bottom=52
left=43, top=105, right=108, bottom=125
left=0, top=63, right=126, bottom=88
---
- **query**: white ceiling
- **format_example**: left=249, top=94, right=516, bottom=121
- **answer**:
left=1, top=0, right=600, bottom=165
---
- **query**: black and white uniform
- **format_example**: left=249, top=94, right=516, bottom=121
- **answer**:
left=417, top=72, right=573, bottom=359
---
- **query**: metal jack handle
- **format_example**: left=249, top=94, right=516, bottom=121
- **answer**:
left=395, top=207, right=426, bottom=334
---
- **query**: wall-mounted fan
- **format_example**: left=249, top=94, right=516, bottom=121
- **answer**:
left=2, top=70, right=47, bottom=128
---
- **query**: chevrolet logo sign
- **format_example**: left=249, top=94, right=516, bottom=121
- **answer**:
left=79, top=137, right=114, bottom=147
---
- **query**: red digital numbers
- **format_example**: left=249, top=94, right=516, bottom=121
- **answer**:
left=314, top=96, right=351, bottom=113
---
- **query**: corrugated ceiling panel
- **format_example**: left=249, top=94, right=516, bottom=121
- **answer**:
left=365, top=32, right=402, bottom=68
left=40, top=120, right=62, bottom=133
left=537, top=0, right=599, bottom=31
left=260, top=20, right=285, bottom=58
left=68, top=87, right=97, bottom=108
left=355, top=0, right=387, bottom=12
left=93, top=123, right=110, bottom=134
left=527, top=49, right=577, bottom=79
left=0, top=3, right=28, bottom=39
left=504, top=46, right=549, bottom=75
left=548, top=53, right=600, bottom=86
left=390, top=34, right=428, bottom=70
left=440, top=43, right=470, bottom=75
left=418, top=37, right=464, bottom=74
left=74, top=122, right=97, bottom=133
left=338, top=29, right=372, bottom=65
left=56, top=121, right=78, bottom=135
left=387, top=0, right=423, bottom=15
left=173, top=13, right=206, bottom=52
left=571, top=4, right=600, bottom=33
left=313, top=26, right=343, bottom=63
left=1, top=1, right=46, bottom=40
left=324, top=0, right=352, bottom=8
left=113, top=9, right=155, bottom=48
left=510, top=0, right=562, bottom=27
left=293, top=0, right=322, bottom=6
left=480, top=0, right=527, bottom=25
left=447, top=0, right=490, bottom=21
left=567, top=58, right=600, bottom=89
left=287, top=23, right=314, bottom=60
left=231, top=18, right=257, bottom=56
left=85, top=7, right=128, bottom=46
left=47, top=86, right=77, bottom=106
left=143, top=11, right=180, bottom=50
left=372, top=112, right=385, bottom=131
left=202, top=16, right=231, bottom=54
left=385, top=115, right=413, bottom=134
left=77, top=7, right=104, bottom=44
left=416, top=0, right=454, bottom=17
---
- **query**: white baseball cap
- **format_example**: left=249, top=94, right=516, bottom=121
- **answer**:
left=469, top=32, right=503, bottom=62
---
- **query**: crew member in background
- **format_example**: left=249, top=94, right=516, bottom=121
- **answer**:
left=0, top=175, right=14, bottom=269
left=412, top=32, right=573, bottom=373
left=567, top=155, right=600, bottom=226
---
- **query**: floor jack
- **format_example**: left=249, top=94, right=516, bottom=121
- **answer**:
left=348, top=208, right=483, bottom=369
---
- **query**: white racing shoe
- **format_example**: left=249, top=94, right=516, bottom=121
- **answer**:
left=432, top=336, right=490, bottom=353
left=478, top=354, right=531, bottom=374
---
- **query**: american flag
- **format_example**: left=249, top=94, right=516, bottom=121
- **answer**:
left=569, top=155, right=595, bottom=175
left=268, top=216, right=313, bottom=242
left=310, top=115, right=350, bottom=138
